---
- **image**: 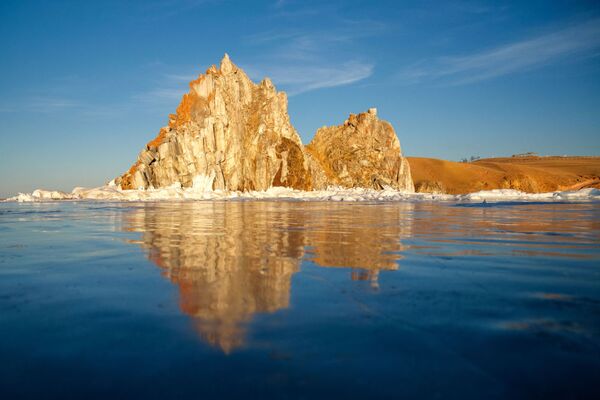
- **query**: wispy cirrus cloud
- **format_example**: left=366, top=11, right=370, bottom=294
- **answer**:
left=0, top=96, right=82, bottom=114
left=242, top=14, right=384, bottom=95
left=29, top=96, right=81, bottom=112
left=397, top=18, right=600, bottom=86
left=0, top=95, right=128, bottom=117
left=131, top=70, right=197, bottom=107
left=132, top=87, right=188, bottom=104
left=244, top=61, right=374, bottom=95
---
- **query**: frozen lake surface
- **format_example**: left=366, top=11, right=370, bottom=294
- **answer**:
left=1, top=200, right=599, bottom=398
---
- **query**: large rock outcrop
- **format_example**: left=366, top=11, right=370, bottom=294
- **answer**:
left=116, top=55, right=413, bottom=192
left=117, top=54, right=311, bottom=191
left=306, top=108, right=414, bottom=191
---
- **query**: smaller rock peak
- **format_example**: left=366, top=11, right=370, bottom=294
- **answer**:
left=220, top=53, right=234, bottom=74
left=261, top=77, right=274, bottom=90
left=368, top=107, right=377, bottom=116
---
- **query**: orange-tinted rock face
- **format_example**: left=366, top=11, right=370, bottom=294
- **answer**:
left=117, top=54, right=311, bottom=191
left=306, top=108, right=414, bottom=191
left=116, top=55, right=413, bottom=192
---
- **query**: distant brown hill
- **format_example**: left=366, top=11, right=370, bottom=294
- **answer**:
left=407, top=156, right=600, bottom=194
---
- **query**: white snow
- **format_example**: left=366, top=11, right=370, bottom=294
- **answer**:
left=458, top=188, right=600, bottom=201
left=192, top=172, right=216, bottom=192
left=5, top=183, right=600, bottom=203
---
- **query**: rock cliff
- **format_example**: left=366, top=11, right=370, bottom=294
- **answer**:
left=306, top=108, right=414, bottom=191
left=117, top=54, right=311, bottom=191
left=116, top=55, right=413, bottom=192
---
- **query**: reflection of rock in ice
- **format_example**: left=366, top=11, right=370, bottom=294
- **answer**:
left=123, top=202, right=412, bottom=352
left=125, top=202, right=304, bottom=353
left=304, top=204, right=412, bottom=288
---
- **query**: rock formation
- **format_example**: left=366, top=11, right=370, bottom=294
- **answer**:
left=117, top=54, right=311, bottom=191
left=306, top=108, right=414, bottom=191
left=116, top=55, right=413, bottom=192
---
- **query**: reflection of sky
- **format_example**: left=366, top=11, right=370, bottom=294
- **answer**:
left=2, top=1, right=600, bottom=197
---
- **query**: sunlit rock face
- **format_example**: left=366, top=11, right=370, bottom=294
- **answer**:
left=306, top=108, right=414, bottom=191
left=117, top=54, right=311, bottom=191
left=116, top=55, right=414, bottom=192
left=122, top=202, right=412, bottom=353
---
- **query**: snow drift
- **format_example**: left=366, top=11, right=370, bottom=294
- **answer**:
left=6, top=181, right=600, bottom=203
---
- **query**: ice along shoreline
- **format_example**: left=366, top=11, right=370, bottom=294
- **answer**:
left=5, top=180, right=600, bottom=203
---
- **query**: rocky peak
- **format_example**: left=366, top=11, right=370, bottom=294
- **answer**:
left=306, top=109, right=414, bottom=191
left=117, top=54, right=311, bottom=191
left=116, top=56, right=413, bottom=193
left=220, top=53, right=234, bottom=74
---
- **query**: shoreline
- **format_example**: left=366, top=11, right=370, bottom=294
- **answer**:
left=5, top=185, right=600, bottom=203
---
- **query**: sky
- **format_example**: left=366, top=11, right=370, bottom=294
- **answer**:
left=1, top=0, right=599, bottom=197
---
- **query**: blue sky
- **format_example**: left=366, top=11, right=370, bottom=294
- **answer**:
left=1, top=0, right=599, bottom=196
